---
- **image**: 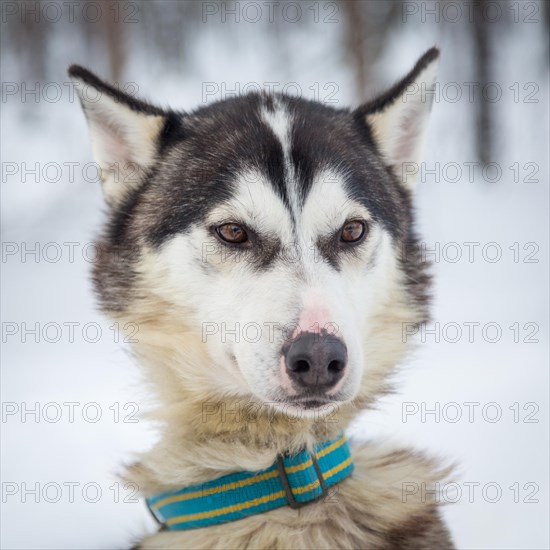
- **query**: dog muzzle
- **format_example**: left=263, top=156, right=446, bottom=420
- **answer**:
left=146, top=434, right=354, bottom=530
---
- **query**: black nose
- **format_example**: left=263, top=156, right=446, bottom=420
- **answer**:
left=284, top=332, right=347, bottom=391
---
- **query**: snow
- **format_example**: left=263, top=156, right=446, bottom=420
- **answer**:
left=1, top=5, right=548, bottom=549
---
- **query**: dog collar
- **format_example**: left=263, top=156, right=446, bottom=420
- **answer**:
left=146, top=434, right=354, bottom=530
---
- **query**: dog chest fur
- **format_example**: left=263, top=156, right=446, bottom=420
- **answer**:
left=133, top=443, right=453, bottom=549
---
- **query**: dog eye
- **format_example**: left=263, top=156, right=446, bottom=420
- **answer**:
left=216, top=223, right=249, bottom=244
left=340, top=220, right=367, bottom=243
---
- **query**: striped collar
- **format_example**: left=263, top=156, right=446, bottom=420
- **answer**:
left=146, top=434, right=354, bottom=530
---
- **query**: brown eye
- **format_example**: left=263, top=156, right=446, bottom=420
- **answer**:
left=216, top=223, right=248, bottom=244
left=340, top=220, right=366, bottom=243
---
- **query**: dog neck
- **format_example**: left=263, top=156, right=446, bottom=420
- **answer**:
left=124, top=328, right=359, bottom=496
left=117, top=287, right=407, bottom=495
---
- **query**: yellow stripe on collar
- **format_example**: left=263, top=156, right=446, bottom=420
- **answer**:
left=146, top=434, right=355, bottom=530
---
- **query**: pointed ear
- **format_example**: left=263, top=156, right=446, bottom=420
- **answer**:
left=68, top=65, right=168, bottom=207
left=354, top=47, right=440, bottom=191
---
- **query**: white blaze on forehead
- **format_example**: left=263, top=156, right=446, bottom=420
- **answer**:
left=260, top=101, right=301, bottom=219
left=206, top=168, right=294, bottom=238
left=261, top=102, right=291, bottom=159
left=260, top=103, right=369, bottom=242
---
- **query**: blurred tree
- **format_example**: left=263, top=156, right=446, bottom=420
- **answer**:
left=473, top=0, right=493, bottom=164
left=341, top=0, right=403, bottom=102
left=2, top=0, right=546, bottom=168
left=104, top=0, right=126, bottom=82
left=8, top=0, right=48, bottom=82
left=341, top=0, right=368, bottom=101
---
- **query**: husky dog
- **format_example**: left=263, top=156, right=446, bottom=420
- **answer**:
left=69, top=47, right=453, bottom=549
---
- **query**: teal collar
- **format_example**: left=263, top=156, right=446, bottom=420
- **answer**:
left=146, top=434, right=354, bottom=530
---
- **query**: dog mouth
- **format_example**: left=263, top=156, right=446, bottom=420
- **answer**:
left=277, top=395, right=342, bottom=411
left=294, top=399, right=332, bottom=410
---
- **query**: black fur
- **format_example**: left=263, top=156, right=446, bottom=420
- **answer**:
left=354, top=47, right=439, bottom=116
left=69, top=49, right=437, bottom=316
left=68, top=64, right=168, bottom=117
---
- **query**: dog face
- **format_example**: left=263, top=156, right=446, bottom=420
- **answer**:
left=70, top=49, right=438, bottom=416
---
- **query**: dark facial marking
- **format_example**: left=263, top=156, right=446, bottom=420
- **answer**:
left=205, top=229, right=282, bottom=272
left=74, top=61, right=433, bottom=321
left=134, top=94, right=293, bottom=248
left=280, top=95, right=407, bottom=241
left=317, top=223, right=370, bottom=271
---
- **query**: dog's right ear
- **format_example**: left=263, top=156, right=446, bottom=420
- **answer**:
left=68, top=65, right=168, bottom=207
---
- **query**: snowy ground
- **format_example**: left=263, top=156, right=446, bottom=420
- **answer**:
left=1, top=5, right=548, bottom=549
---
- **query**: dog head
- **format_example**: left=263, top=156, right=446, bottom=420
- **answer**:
left=69, top=48, right=438, bottom=419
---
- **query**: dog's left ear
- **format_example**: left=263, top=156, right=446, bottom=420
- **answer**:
left=68, top=65, right=169, bottom=207
left=354, top=47, right=440, bottom=191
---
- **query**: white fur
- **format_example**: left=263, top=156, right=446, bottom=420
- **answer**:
left=367, top=58, right=439, bottom=190
left=72, top=78, right=164, bottom=206
left=144, top=162, right=395, bottom=417
left=261, top=102, right=302, bottom=219
left=74, top=55, right=452, bottom=549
